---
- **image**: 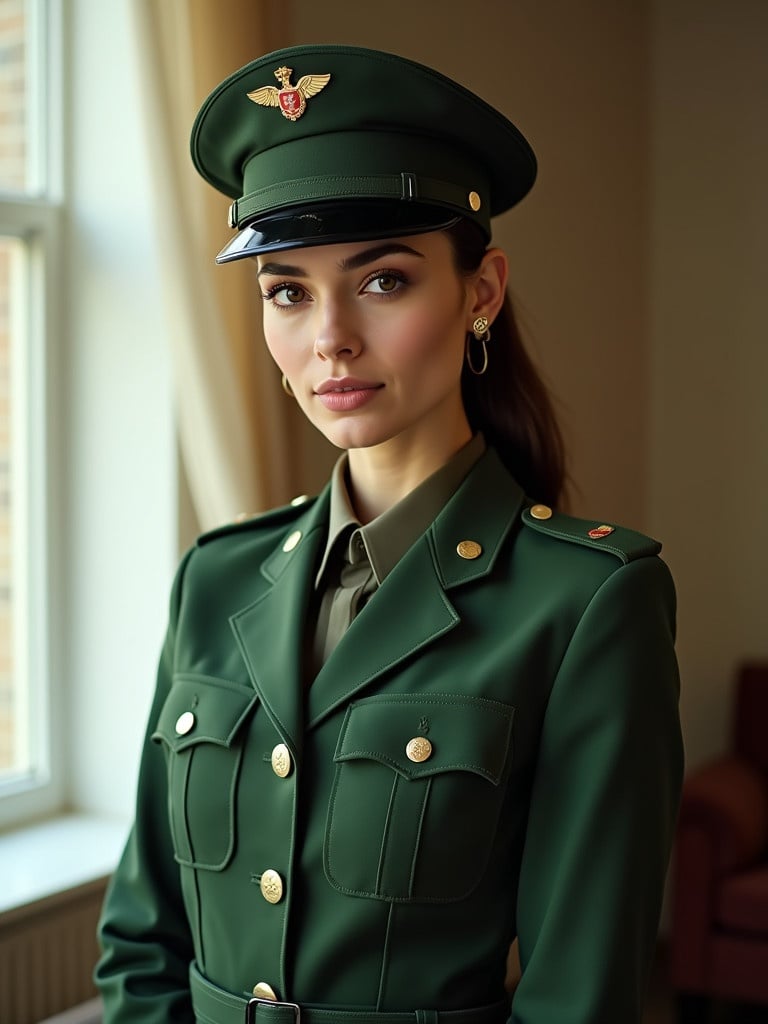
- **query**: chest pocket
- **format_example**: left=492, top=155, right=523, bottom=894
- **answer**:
left=324, top=693, right=514, bottom=903
left=152, top=675, right=257, bottom=871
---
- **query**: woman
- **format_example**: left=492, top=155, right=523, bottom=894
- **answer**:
left=96, top=44, right=683, bottom=1024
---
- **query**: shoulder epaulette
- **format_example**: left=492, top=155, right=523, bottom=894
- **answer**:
left=196, top=494, right=317, bottom=547
left=520, top=503, right=661, bottom=564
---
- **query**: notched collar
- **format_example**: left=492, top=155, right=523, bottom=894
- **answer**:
left=260, top=487, right=331, bottom=584
left=430, top=447, right=525, bottom=589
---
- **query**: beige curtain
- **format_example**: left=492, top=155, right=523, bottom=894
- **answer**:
left=132, top=0, right=334, bottom=535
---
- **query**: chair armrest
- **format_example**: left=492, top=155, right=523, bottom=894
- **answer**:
left=678, top=754, right=768, bottom=872
left=669, top=755, right=768, bottom=989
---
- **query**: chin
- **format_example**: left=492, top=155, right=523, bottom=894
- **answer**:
left=314, top=418, right=398, bottom=452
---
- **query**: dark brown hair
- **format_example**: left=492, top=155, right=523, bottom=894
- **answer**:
left=446, top=218, right=567, bottom=507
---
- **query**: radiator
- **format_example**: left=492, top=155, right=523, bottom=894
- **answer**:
left=0, top=878, right=106, bottom=1024
left=37, top=998, right=101, bottom=1024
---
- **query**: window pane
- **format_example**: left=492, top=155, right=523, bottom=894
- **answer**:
left=0, top=0, right=32, bottom=193
left=0, top=235, right=26, bottom=781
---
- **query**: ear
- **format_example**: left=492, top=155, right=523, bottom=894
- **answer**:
left=467, top=247, right=508, bottom=326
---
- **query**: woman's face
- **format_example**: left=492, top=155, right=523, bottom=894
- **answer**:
left=257, top=231, right=475, bottom=456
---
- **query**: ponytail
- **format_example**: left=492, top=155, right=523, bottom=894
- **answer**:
left=446, top=220, right=567, bottom=507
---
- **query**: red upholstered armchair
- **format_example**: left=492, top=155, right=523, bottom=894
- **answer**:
left=669, top=662, right=768, bottom=1021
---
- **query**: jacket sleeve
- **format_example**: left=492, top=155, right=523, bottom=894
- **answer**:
left=95, top=548, right=196, bottom=1024
left=510, top=555, right=684, bottom=1024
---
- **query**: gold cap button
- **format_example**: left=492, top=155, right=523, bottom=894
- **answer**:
left=252, top=982, right=277, bottom=1001
left=290, top=494, right=309, bottom=506
left=260, top=869, right=284, bottom=904
left=530, top=504, right=553, bottom=521
left=406, top=737, right=433, bottom=763
left=456, top=540, right=482, bottom=560
left=271, top=743, right=292, bottom=778
left=282, top=530, right=302, bottom=552
left=175, top=711, right=195, bottom=736
left=468, top=190, right=482, bottom=211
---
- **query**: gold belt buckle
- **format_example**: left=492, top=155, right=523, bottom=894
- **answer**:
left=245, top=996, right=301, bottom=1024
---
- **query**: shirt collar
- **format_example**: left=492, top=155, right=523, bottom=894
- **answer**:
left=313, top=457, right=364, bottom=587
left=315, top=433, right=486, bottom=589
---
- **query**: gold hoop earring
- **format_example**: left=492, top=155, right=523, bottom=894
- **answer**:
left=465, top=333, right=489, bottom=375
left=281, top=373, right=295, bottom=398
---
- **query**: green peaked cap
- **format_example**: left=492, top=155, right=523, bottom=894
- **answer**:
left=190, top=44, right=537, bottom=262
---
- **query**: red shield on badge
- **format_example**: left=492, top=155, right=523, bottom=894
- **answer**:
left=248, top=68, right=331, bottom=123
left=279, top=89, right=305, bottom=120
left=588, top=525, right=615, bottom=539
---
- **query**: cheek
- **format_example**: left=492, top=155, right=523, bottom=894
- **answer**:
left=384, top=303, right=465, bottom=370
left=262, top=316, right=297, bottom=373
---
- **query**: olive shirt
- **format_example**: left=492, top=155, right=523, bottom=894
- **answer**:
left=312, top=434, right=485, bottom=674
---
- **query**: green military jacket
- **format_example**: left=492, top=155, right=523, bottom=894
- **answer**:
left=96, top=448, right=683, bottom=1024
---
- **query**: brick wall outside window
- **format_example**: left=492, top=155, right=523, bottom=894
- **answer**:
left=0, top=0, right=26, bottom=773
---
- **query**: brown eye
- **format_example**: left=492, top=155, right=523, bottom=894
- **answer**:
left=266, top=283, right=307, bottom=306
left=364, top=272, right=405, bottom=295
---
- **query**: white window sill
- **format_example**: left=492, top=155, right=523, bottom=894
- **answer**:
left=0, top=813, right=129, bottom=918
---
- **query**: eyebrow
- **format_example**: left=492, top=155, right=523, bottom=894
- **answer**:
left=256, top=242, right=426, bottom=279
left=339, top=243, right=426, bottom=272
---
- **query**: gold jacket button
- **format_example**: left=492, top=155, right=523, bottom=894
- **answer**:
left=456, top=540, right=482, bottom=560
left=252, top=982, right=278, bottom=1000
left=282, top=530, right=302, bottom=552
left=175, top=711, right=195, bottom=736
left=406, top=737, right=433, bottom=763
left=530, top=504, right=553, bottom=520
left=260, top=869, right=284, bottom=904
left=271, top=743, right=292, bottom=778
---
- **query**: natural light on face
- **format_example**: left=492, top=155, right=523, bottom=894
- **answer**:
left=257, top=231, right=472, bottom=456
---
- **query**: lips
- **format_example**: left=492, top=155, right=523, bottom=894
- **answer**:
left=314, top=377, right=384, bottom=412
left=314, top=377, right=383, bottom=395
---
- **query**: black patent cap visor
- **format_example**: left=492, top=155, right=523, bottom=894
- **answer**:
left=215, top=201, right=466, bottom=263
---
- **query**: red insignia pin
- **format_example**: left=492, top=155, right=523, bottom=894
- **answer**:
left=247, top=66, right=331, bottom=122
left=588, top=525, right=615, bottom=539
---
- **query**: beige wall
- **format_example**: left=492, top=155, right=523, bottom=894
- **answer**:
left=648, top=0, right=768, bottom=768
left=287, top=0, right=768, bottom=770
left=288, top=0, right=650, bottom=524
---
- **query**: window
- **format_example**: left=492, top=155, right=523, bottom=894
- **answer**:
left=0, top=0, right=61, bottom=828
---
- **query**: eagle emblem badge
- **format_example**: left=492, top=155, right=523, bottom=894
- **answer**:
left=247, top=66, right=331, bottom=122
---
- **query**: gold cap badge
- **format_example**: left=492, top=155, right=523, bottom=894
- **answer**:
left=247, top=66, right=331, bottom=122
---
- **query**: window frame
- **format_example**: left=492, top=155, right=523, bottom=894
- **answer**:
left=0, top=0, right=63, bottom=829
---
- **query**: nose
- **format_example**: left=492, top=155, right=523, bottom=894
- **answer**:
left=313, top=305, right=362, bottom=362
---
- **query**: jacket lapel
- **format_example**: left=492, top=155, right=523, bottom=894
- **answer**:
left=229, top=489, right=330, bottom=754
left=307, top=449, right=525, bottom=728
left=307, top=533, right=458, bottom=728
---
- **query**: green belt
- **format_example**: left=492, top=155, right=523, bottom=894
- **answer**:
left=190, top=962, right=511, bottom=1024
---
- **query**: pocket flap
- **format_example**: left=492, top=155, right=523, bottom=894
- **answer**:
left=334, top=694, right=514, bottom=783
left=152, top=675, right=257, bottom=752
